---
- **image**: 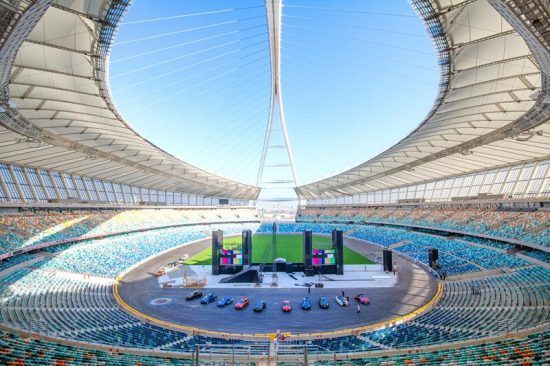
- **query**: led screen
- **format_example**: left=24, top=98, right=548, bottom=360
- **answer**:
left=219, top=249, right=243, bottom=266
left=312, top=249, right=335, bottom=266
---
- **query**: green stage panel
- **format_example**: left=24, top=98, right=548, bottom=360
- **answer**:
left=183, top=234, right=374, bottom=266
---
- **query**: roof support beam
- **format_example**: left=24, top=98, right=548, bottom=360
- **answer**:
left=451, top=29, right=517, bottom=50
left=50, top=3, right=105, bottom=23
left=23, top=39, right=98, bottom=57
left=12, top=64, right=97, bottom=81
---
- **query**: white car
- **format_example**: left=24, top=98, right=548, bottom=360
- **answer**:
left=336, top=295, right=349, bottom=307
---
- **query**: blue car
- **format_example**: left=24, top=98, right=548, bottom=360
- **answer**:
left=319, top=296, right=329, bottom=309
left=217, top=296, right=233, bottom=307
left=253, top=300, right=266, bottom=312
left=200, top=293, right=217, bottom=304
left=301, top=296, right=311, bottom=310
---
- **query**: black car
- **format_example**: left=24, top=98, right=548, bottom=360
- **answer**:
left=253, top=300, right=267, bottom=312
left=185, top=291, right=203, bottom=301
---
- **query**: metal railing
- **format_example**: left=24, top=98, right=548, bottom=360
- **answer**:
left=192, top=343, right=338, bottom=365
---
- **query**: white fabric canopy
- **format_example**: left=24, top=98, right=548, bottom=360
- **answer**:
left=0, top=0, right=548, bottom=202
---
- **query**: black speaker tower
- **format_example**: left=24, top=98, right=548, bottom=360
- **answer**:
left=303, top=230, right=313, bottom=274
left=211, top=230, right=223, bottom=275
left=242, top=229, right=252, bottom=266
left=332, top=229, right=344, bottom=275
left=383, top=249, right=393, bottom=272
left=429, top=248, right=439, bottom=269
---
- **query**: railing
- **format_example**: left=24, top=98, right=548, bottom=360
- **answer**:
left=193, top=343, right=338, bottom=365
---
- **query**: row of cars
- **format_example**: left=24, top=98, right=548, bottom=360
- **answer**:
left=185, top=291, right=370, bottom=312
left=273, top=294, right=371, bottom=311
left=186, top=291, right=266, bottom=311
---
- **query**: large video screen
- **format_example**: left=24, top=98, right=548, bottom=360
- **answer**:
left=312, top=249, right=335, bottom=266
left=219, top=249, right=243, bottom=266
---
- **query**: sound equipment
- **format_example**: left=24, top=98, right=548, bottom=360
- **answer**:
left=383, top=249, right=393, bottom=272
left=305, top=268, right=315, bottom=276
left=242, top=229, right=252, bottom=266
left=429, top=248, right=439, bottom=269
left=303, top=230, right=313, bottom=270
left=332, top=229, right=344, bottom=275
left=211, top=230, right=223, bottom=275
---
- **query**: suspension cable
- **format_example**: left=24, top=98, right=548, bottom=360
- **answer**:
left=113, top=30, right=246, bottom=63
left=116, top=52, right=268, bottom=106
left=142, top=55, right=268, bottom=125
left=112, top=47, right=255, bottom=92
left=282, top=37, right=436, bottom=71
left=282, top=29, right=433, bottom=56
left=116, top=15, right=265, bottom=46
left=122, top=5, right=265, bottom=25
left=283, top=17, right=425, bottom=38
left=281, top=50, right=437, bottom=88
left=282, top=4, right=416, bottom=18
left=111, top=33, right=266, bottom=79
left=142, top=66, right=269, bottom=126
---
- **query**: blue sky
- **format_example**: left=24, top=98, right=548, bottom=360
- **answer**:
left=109, top=0, right=439, bottom=189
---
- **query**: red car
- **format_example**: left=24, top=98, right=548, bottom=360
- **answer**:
left=281, top=300, right=292, bottom=312
left=354, top=293, right=370, bottom=305
left=234, top=297, right=250, bottom=310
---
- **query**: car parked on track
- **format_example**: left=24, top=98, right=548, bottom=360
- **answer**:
left=281, top=300, right=292, bottom=312
left=217, top=296, right=233, bottom=307
left=319, top=296, right=329, bottom=309
left=354, top=293, right=370, bottom=305
left=253, top=300, right=266, bottom=312
left=301, top=297, right=311, bottom=310
left=200, top=293, right=217, bottom=304
left=235, top=297, right=250, bottom=310
left=335, top=295, right=349, bottom=307
left=185, top=291, right=202, bottom=301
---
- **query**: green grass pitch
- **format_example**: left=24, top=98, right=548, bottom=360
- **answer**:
left=183, top=234, right=374, bottom=265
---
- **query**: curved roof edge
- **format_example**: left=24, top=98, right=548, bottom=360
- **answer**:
left=0, top=0, right=260, bottom=201
left=296, top=0, right=550, bottom=201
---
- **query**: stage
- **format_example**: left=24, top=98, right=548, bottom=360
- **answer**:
left=157, top=264, right=397, bottom=289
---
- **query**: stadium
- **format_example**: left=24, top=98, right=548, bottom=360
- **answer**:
left=0, top=0, right=548, bottom=365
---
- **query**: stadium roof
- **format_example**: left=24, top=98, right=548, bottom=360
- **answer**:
left=0, top=0, right=260, bottom=201
left=0, top=0, right=549, bottom=203
left=295, top=0, right=550, bottom=200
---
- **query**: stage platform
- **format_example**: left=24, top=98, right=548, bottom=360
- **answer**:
left=157, top=264, right=397, bottom=289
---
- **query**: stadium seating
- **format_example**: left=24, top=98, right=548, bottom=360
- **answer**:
left=0, top=330, right=197, bottom=366
left=34, top=223, right=259, bottom=278
left=0, top=329, right=546, bottom=365
left=267, top=223, right=532, bottom=276
left=311, top=330, right=549, bottom=365
left=0, top=219, right=547, bottom=363
left=0, top=208, right=260, bottom=255
left=297, top=206, right=550, bottom=247
left=0, top=222, right=548, bottom=355
left=522, top=249, right=550, bottom=264
left=0, top=261, right=548, bottom=356
left=361, top=267, right=549, bottom=348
